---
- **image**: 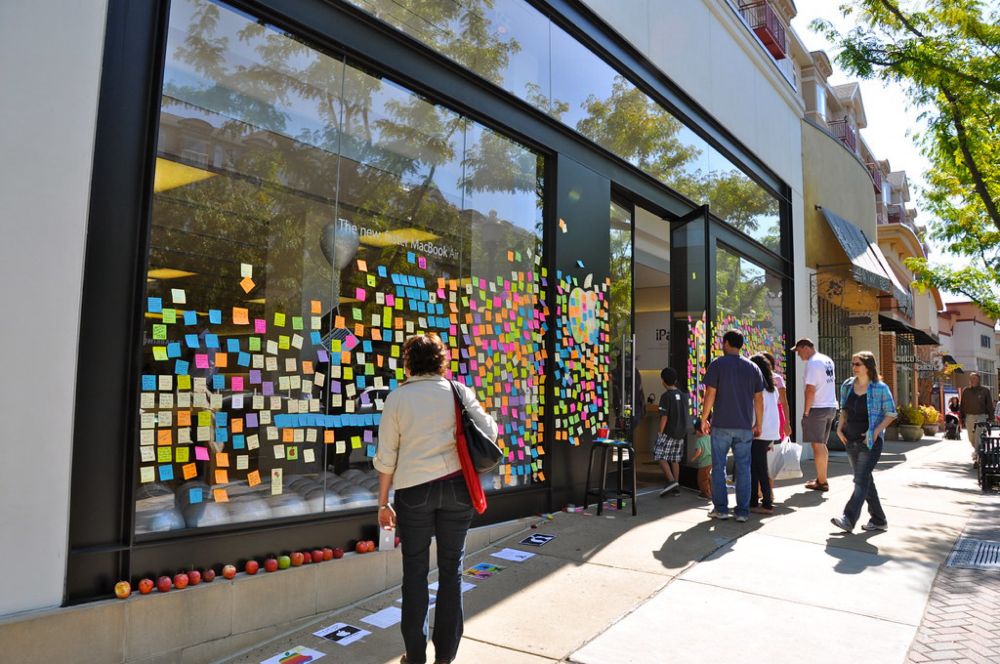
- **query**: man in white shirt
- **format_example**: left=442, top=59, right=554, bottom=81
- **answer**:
left=791, top=338, right=838, bottom=491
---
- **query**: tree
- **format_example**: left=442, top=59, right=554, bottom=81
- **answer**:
left=813, top=0, right=1000, bottom=315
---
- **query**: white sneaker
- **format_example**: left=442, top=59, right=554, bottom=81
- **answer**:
left=708, top=510, right=731, bottom=520
left=735, top=515, right=748, bottom=523
left=659, top=481, right=679, bottom=497
left=861, top=521, right=888, bottom=532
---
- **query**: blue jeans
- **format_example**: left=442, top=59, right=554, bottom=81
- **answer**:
left=842, top=437, right=887, bottom=528
left=394, top=476, right=474, bottom=664
left=711, top=428, right=753, bottom=517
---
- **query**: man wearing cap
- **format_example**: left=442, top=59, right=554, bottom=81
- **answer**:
left=791, top=338, right=837, bottom=491
left=960, top=372, right=994, bottom=463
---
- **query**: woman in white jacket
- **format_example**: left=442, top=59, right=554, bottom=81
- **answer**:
left=375, top=333, right=497, bottom=664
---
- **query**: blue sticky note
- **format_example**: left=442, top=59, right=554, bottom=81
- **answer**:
left=237, top=352, right=250, bottom=367
left=366, top=444, right=376, bottom=457
left=158, top=465, right=174, bottom=481
left=310, top=331, right=322, bottom=345
left=215, top=427, right=228, bottom=443
left=232, top=434, right=245, bottom=449
left=183, top=310, right=197, bottom=325
left=147, top=297, right=162, bottom=313
left=205, top=334, right=219, bottom=349
left=175, top=360, right=189, bottom=375
left=215, top=412, right=228, bottom=426
left=576, top=259, right=585, bottom=268
left=406, top=251, right=416, bottom=264
left=362, top=340, right=373, bottom=353
left=377, top=265, right=387, bottom=278
left=167, top=342, right=182, bottom=358
left=141, top=375, right=156, bottom=391
left=189, top=487, right=203, bottom=504
left=184, top=334, right=200, bottom=348
left=209, top=309, right=222, bottom=324
left=227, top=338, right=240, bottom=353
left=212, top=374, right=225, bottom=390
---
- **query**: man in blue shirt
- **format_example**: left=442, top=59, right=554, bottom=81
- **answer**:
left=699, top=330, right=764, bottom=522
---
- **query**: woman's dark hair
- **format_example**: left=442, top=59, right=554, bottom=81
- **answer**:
left=853, top=351, right=880, bottom=383
left=750, top=354, right=775, bottom=393
left=403, top=333, right=448, bottom=376
left=660, top=367, right=678, bottom=386
left=761, top=351, right=777, bottom=370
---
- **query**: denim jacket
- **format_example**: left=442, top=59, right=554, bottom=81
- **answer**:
left=839, top=378, right=898, bottom=448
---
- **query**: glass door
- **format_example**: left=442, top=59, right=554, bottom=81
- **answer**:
left=670, top=206, right=710, bottom=416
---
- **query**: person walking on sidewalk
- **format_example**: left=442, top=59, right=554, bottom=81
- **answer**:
left=830, top=351, right=897, bottom=533
left=376, top=333, right=498, bottom=664
left=699, top=330, right=764, bottom=523
left=959, top=372, right=993, bottom=463
left=691, top=418, right=713, bottom=499
left=748, top=354, right=780, bottom=514
left=762, top=351, right=792, bottom=440
left=791, top=338, right=838, bottom=492
left=655, top=367, right=689, bottom=497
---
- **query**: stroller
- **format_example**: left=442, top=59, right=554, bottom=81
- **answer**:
left=944, top=412, right=961, bottom=440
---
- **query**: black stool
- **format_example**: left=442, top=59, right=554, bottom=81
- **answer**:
left=583, top=439, right=637, bottom=516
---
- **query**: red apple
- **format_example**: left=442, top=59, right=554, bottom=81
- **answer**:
left=311, top=549, right=324, bottom=563
left=156, top=576, right=172, bottom=593
left=114, top=581, right=131, bottom=599
left=322, top=547, right=333, bottom=561
left=203, top=568, right=216, bottom=582
left=173, top=572, right=189, bottom=590
left=355, top=541, right=366, bottom=554
left=245, top=560, right=259, bottom=575
left=366, top=540, right=376, bottom=553
left=188, top=570, right=202, bottom=586
left=264, top=557, right=278, bottom=573
left=222, top=564, right=237, bottom=580
left=290, top=551, right=304, bottom=567
left=331, top=547, right=344, bottom=559
left=138, top=578, right=154, bottom=595
left=302, top=551, right=313, bottom=564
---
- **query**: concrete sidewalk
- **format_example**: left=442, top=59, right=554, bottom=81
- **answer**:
left=222, top=436, right=981, bottom=664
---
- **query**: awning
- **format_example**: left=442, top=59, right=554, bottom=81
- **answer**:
left=868, top=242, right=914, bottom=316
left=878, top=314, right=940, bottom=345
left=820, top=208, right=892, bottom=293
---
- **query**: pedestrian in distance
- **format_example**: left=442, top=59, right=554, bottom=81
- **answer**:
left=791, top=338, right=838, bottom=492
left=761, top=351, right=792, bottom=440
left=698, top=330, right=764, bottom=523
left=748, top=354, right=781, bottom=514
left=959, top=372, right=994, bottom=464
left=690, top=418, right=713, bottom=499
left=830, top=351, right=897, bottom=533
left=376, top=333, right=499, bottom=664
left=655, top=367, right=690, bottom=497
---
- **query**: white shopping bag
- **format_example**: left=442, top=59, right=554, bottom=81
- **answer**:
left=767, top=438, right=803, bottom=480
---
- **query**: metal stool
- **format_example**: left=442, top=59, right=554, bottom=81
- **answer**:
left=583, top=439, right=637, bottom=516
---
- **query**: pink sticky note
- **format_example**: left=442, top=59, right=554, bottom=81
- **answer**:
left=195, top=354, right=209, bottom=369
left=231, top=376, right=244, bottom=392
left=355, top=287, right=367, bottom=301
left=254, top=318, right=266, bottom=333
left=385, top=294, right=395, bottom=307
left=195, top=446, right=209, bottom=461
left=418, top=256, right=427, bottom=269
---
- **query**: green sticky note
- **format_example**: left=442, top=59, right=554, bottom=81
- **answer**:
left=292, top=316, right=303, bottom=330
left=352, top=307, right=363, bottom=321
left=152, top=324, right=167, bottom=340
left=248, top=336, right=261, bottom=351
left=176, top=375, right=191, bottom=390
left=331, top=340, right=342, bottom=352
left=152, top=346, right=168, bottom=361
left=157, top=447, right=172, bottom=463
left=367, top=274, right=376, bottom=287
left=198, top=411, right=212, bottom=427
left=365, top=363, right=374, bottom=375
left=175, top=447, right=190, bottom=463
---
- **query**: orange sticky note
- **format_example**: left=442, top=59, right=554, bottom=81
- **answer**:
left=239, top=276, right=255, bottom=294
left=176, top=410, right=191, bottom=427
left=507, top=250, right=514, bottom=261
left=213, top=488, right=229, bottom=502
left=214, top=352, right=228, bottom=368
left=324, top=430, right=334, bottom=444
left=354, top=323, right=364, bottom=337
left=357, top=259, right=368, bottom=272
left=247, top=470, right=261, bottom=487
left=302, top=361, right=314, bottom=375
left=232, top=307, right=249, bottom=324
left=335, top=315, right=346, bottom=329
left=232, top=418, right=243, bottom=433
left=214, top=469, right=229, bottom=484
left=157, top=429, right=172, bottom=445
left=282, top=428, right=294, bottom=442
left=311, top=300, right=322, bottom=314
left=182, top=463, right=197, bottom=480
left=216, top=452, right=230, bottom=468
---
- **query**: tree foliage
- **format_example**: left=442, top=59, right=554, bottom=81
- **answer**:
left=813, top=0, right=1000, bottom=316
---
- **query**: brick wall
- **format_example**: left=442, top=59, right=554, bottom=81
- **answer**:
left=880, top=332, right=897, bottom=399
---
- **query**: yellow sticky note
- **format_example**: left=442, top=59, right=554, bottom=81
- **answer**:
left=278, top=335, right=290, bottom=350
left=177, top=375, right=191, bottom=390
left=198, top=411, right=212, bottom=427
left=351, top=435, right=361, bottom=449
left=152, top=346, right=168, bottom=361
left=175, top=447, right=190, bottom=463
left=274, top=312, right=286, bottom=327
left=157, top=447, right=172, bottom=463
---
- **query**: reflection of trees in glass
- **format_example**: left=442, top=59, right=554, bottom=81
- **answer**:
left=608, top=203, right=632, bottom=346
left=715, top=248, right=780, bottom=335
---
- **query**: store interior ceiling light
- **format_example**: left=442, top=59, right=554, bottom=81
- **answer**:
left=153, top=157, right=217, bottom=193
left=358, top=228, right=438, bottom=247
left=147, top=268, right=198, bottom=280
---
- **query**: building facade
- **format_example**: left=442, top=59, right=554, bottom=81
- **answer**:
left=2, top=0, right=807, bottom=617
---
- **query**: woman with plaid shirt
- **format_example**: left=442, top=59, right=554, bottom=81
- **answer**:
left=830, top=351, right=898, bottom=534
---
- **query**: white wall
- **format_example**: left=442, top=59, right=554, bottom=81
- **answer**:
left=0, top=0, right=108, bottom=616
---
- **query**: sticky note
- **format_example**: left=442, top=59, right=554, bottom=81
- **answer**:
left=247, top=470, right=261, bottom=487
left=152, top=346, right=168, bottom=361
left=158, top=465, right=174, bottom=481
left=147, top=297, right=163, bottom=313
left=311, top=300, right=322, bottom=314
left=189, top=486, right=203, bottom=503
left=214, top=469, right=229, bottom=484
left=152, top=324, right=167, bottom=340
left=184, top=310, right=197, bottom=325
left=195, top=446, right=210, bottom=461
left=175, top=447, right=190, bottom=463
left=182, top=463, right=197, bottom=480
left=232, top=307, right=249, bottom=325
left=240, top=276, right=255, bottom=293
left=213, top=488, right=229, bottom=503
left=157, top=447, right=172, bottom=463
left=216, top=452, right=230, bottom=467
left=209, top=309, right=222, bottom=324
left=274, top=312, right=286, bottom=327
left=140, top=467, right=155, bottom=483
left=171, top=288, right=186, bottom=304
left=357, top=259, right=367, bottom=272
left=241, top=262, right=253, bottom=278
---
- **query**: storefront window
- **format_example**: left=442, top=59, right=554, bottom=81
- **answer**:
left=344, top=0, right=782, bottom=253
left=715, top=245, right=785, bottom=368
left=136, top=0, right=546, bottom=535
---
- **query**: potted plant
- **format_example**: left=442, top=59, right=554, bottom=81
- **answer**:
left=920, top=405, right=940, bottom=436
left=897, top=405, right=925, bottom=442
left=884, top=417, right=900, bottom=441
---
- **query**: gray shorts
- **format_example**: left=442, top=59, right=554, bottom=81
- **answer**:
left=802, top=408, right=837, bottom=444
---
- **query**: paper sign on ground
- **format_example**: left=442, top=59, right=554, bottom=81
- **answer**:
left=360, top=606, right=402, bottom=629
left=491, top=548, right=536, bottom=562
left=313, top=622, right=370, bottom=646
left=259, top=645, right=325, bottom=663
left=464, top=562, right=504, bottom=579
left=519, top=533, right=555, bottom=547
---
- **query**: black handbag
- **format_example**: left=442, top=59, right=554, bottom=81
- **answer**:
left=449, top=381, right=503, bottom=473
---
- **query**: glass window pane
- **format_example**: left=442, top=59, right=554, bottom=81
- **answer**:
left=715, top=245, right=785, bottom=370
left=706, top=147, right=780, bottom=251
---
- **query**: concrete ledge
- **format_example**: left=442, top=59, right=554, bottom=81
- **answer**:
left=0, top=517, right=532, bottom=663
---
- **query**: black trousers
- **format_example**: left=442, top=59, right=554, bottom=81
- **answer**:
left=749, top=439, right=773, bottom=508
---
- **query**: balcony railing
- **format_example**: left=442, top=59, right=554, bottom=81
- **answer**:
left=866, top=163, right=883, bottom=194
left=828, top=119, right=857, bottom=153
left=739, top=1, right=787, bottom=60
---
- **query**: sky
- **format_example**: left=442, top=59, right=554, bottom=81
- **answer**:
left=791, top=0, right=969, bottom=304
